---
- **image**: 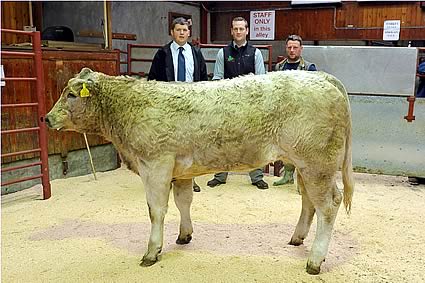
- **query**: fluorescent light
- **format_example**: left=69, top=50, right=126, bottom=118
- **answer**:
left=291, top=0, right=341, bottom=4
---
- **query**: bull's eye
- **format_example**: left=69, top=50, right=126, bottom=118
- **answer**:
left=67, top=92, right=77, bottom=99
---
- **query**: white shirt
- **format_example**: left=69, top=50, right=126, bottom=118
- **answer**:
left=170, top=41, right=194, bottom=82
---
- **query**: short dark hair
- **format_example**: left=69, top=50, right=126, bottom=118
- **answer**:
left=231, top=16, right=248, bottom=28
left=286, top=34, right=303, bottom=45
left=171, top=17, right=189, bottom=30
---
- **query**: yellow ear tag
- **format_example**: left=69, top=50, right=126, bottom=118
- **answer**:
left=80, top=83, right=90, bottom=97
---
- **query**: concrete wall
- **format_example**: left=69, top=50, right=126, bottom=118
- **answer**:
left=302, top=46, right=418, bottom=96
left=1, top=144, right=118, bottom=195
left=111, top=2, right=201, bottom=52
left=42, top=1, right=201, bottom=74
left=42, top=1, right=201, bottom=49
left=42, top=1, right=105, bottom=45
left=351, top=96, right=425, bottom=177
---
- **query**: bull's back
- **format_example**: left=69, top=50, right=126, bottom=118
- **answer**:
left=110, top=71, right=351, bottom=164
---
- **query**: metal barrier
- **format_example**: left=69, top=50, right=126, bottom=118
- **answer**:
left=1, top=29, right=51, bottom=199
left=198, top=43, right=273, bottom=73
left=127, top=43, right=162, bottom=77
left=125, top=43, right=274, bottom=77
left=114, top=48, right=129, bottom=75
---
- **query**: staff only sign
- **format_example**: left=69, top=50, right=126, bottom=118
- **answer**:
left=250, top=11, right=275, bottom=40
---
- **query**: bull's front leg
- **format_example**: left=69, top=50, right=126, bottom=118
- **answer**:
left=173, top=179, right=193, bottom=244
left=138, top=156, right=175, bottom=267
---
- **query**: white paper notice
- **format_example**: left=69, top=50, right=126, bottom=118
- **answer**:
left=1, top=65, right=5, bottom=87
left=250, top=11, right=275, bottom=40
left=383, top=20, right=400, bottom=41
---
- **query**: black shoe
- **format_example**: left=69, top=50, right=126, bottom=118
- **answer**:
left=207, top=178, right=225, bottom=188
left=409, top=177, right=420, bottom=185
left=193, top=184, right=201, bottom=192
left=252, top=180, right=269, bottom=190
left=408, top=177, right=425, bottom=185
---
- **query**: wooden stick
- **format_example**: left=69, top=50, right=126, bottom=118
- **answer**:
left=83, top=133, right=97, bottom=180
left=77, top=30, right=137, bottom=40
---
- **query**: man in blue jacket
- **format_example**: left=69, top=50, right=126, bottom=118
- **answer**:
left=416, top=57, right=425, bottom=98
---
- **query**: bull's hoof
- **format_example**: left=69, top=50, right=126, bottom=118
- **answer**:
left=176, top=235, right=192, bottom=245
left=140, top=256, right=158, bottom=267
left=288, top=237, right=303, bottom=246
left=306, top=260, right=321, bottom=275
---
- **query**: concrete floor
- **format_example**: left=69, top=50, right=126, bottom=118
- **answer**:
left=2, top=167, right=425, bottom=282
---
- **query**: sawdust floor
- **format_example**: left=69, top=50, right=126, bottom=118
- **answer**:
left=2, top=167, right=425, bottom=282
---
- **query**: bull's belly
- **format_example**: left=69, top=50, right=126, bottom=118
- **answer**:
left=173, top=163, right=266, bottom=179
left=172, top=146, right=285, bottom=178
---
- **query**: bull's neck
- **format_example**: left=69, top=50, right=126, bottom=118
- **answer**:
left=94, top=76, right=146, bottom=141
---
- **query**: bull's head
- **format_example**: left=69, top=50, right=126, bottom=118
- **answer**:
left=45, top=68, right=100, bottom=134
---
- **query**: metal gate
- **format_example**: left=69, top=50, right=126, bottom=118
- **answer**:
left=1, top=29, right=51, bottom=199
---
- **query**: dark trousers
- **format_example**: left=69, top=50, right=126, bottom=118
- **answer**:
left=213, top=168, right=264, bottom=183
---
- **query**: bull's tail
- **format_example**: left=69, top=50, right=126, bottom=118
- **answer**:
left=321, top=71, right=354, bottom=213
left=342, top=109, right=354, bottom=214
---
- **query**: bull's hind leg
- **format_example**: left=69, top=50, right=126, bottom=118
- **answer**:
left=301, top=172, right=342, bottom=275
left=138, top=157, right=174, bottom=267
left=289, top=173, right=315, bottom=246
left=173, top=179, right=194, bottom=244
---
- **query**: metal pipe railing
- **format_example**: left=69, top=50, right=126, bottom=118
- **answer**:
left=1, top=103, right=38, bottom=108
left=2, top=174, right=44, bottom=187
left=1, top=51, right=35, bottom=57
left=33, top=30, right=51, bottom=199
left=198, top=43, right=273, bottom=72
left=125, top=43, right=274, bottom=76
left=1, top=148, right=41, bottom=159
left=126, top=43, right=132, bottom=75
left=1, top=127, right=40, bottom=135
left=2, top=77, right=37, bottom=81
left=0, top=161, right=42, bottom=173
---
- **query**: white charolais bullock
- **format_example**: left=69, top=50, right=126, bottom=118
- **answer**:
left=46, top=68, right=354, bottom=274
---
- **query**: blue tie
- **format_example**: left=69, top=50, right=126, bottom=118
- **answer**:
left=177, top=47, right=186, bottom=82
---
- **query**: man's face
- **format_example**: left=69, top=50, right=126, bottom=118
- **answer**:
left=171, top=23, right=190, bottom=46
left=286, top=40, right=303, bottom=61
left=231, top=20, right=248, bottom=43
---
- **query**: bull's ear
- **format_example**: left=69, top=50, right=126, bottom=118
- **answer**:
left=77, top=68, right=94, bottom=80
left=68, top=78, right=95, bottom=97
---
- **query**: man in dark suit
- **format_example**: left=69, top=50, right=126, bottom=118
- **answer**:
left=148, top=17, right=208, bottom=83
left=148, top=17, right=208, bottom=192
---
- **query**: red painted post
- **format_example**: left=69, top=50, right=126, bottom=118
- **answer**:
left=404, top=96, right=416, bottom=122
left=200, top=5, right=208, bottom=44
left=33, top=31, right=51, bottom=199
left=267, top=45, right=273, bottom=72
left=127, top=43, right=131, bottom=75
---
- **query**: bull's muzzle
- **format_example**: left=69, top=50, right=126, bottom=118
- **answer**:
left=45, top=116, right=53, bottom=128
left=44, top=114, right=63, bottom=130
